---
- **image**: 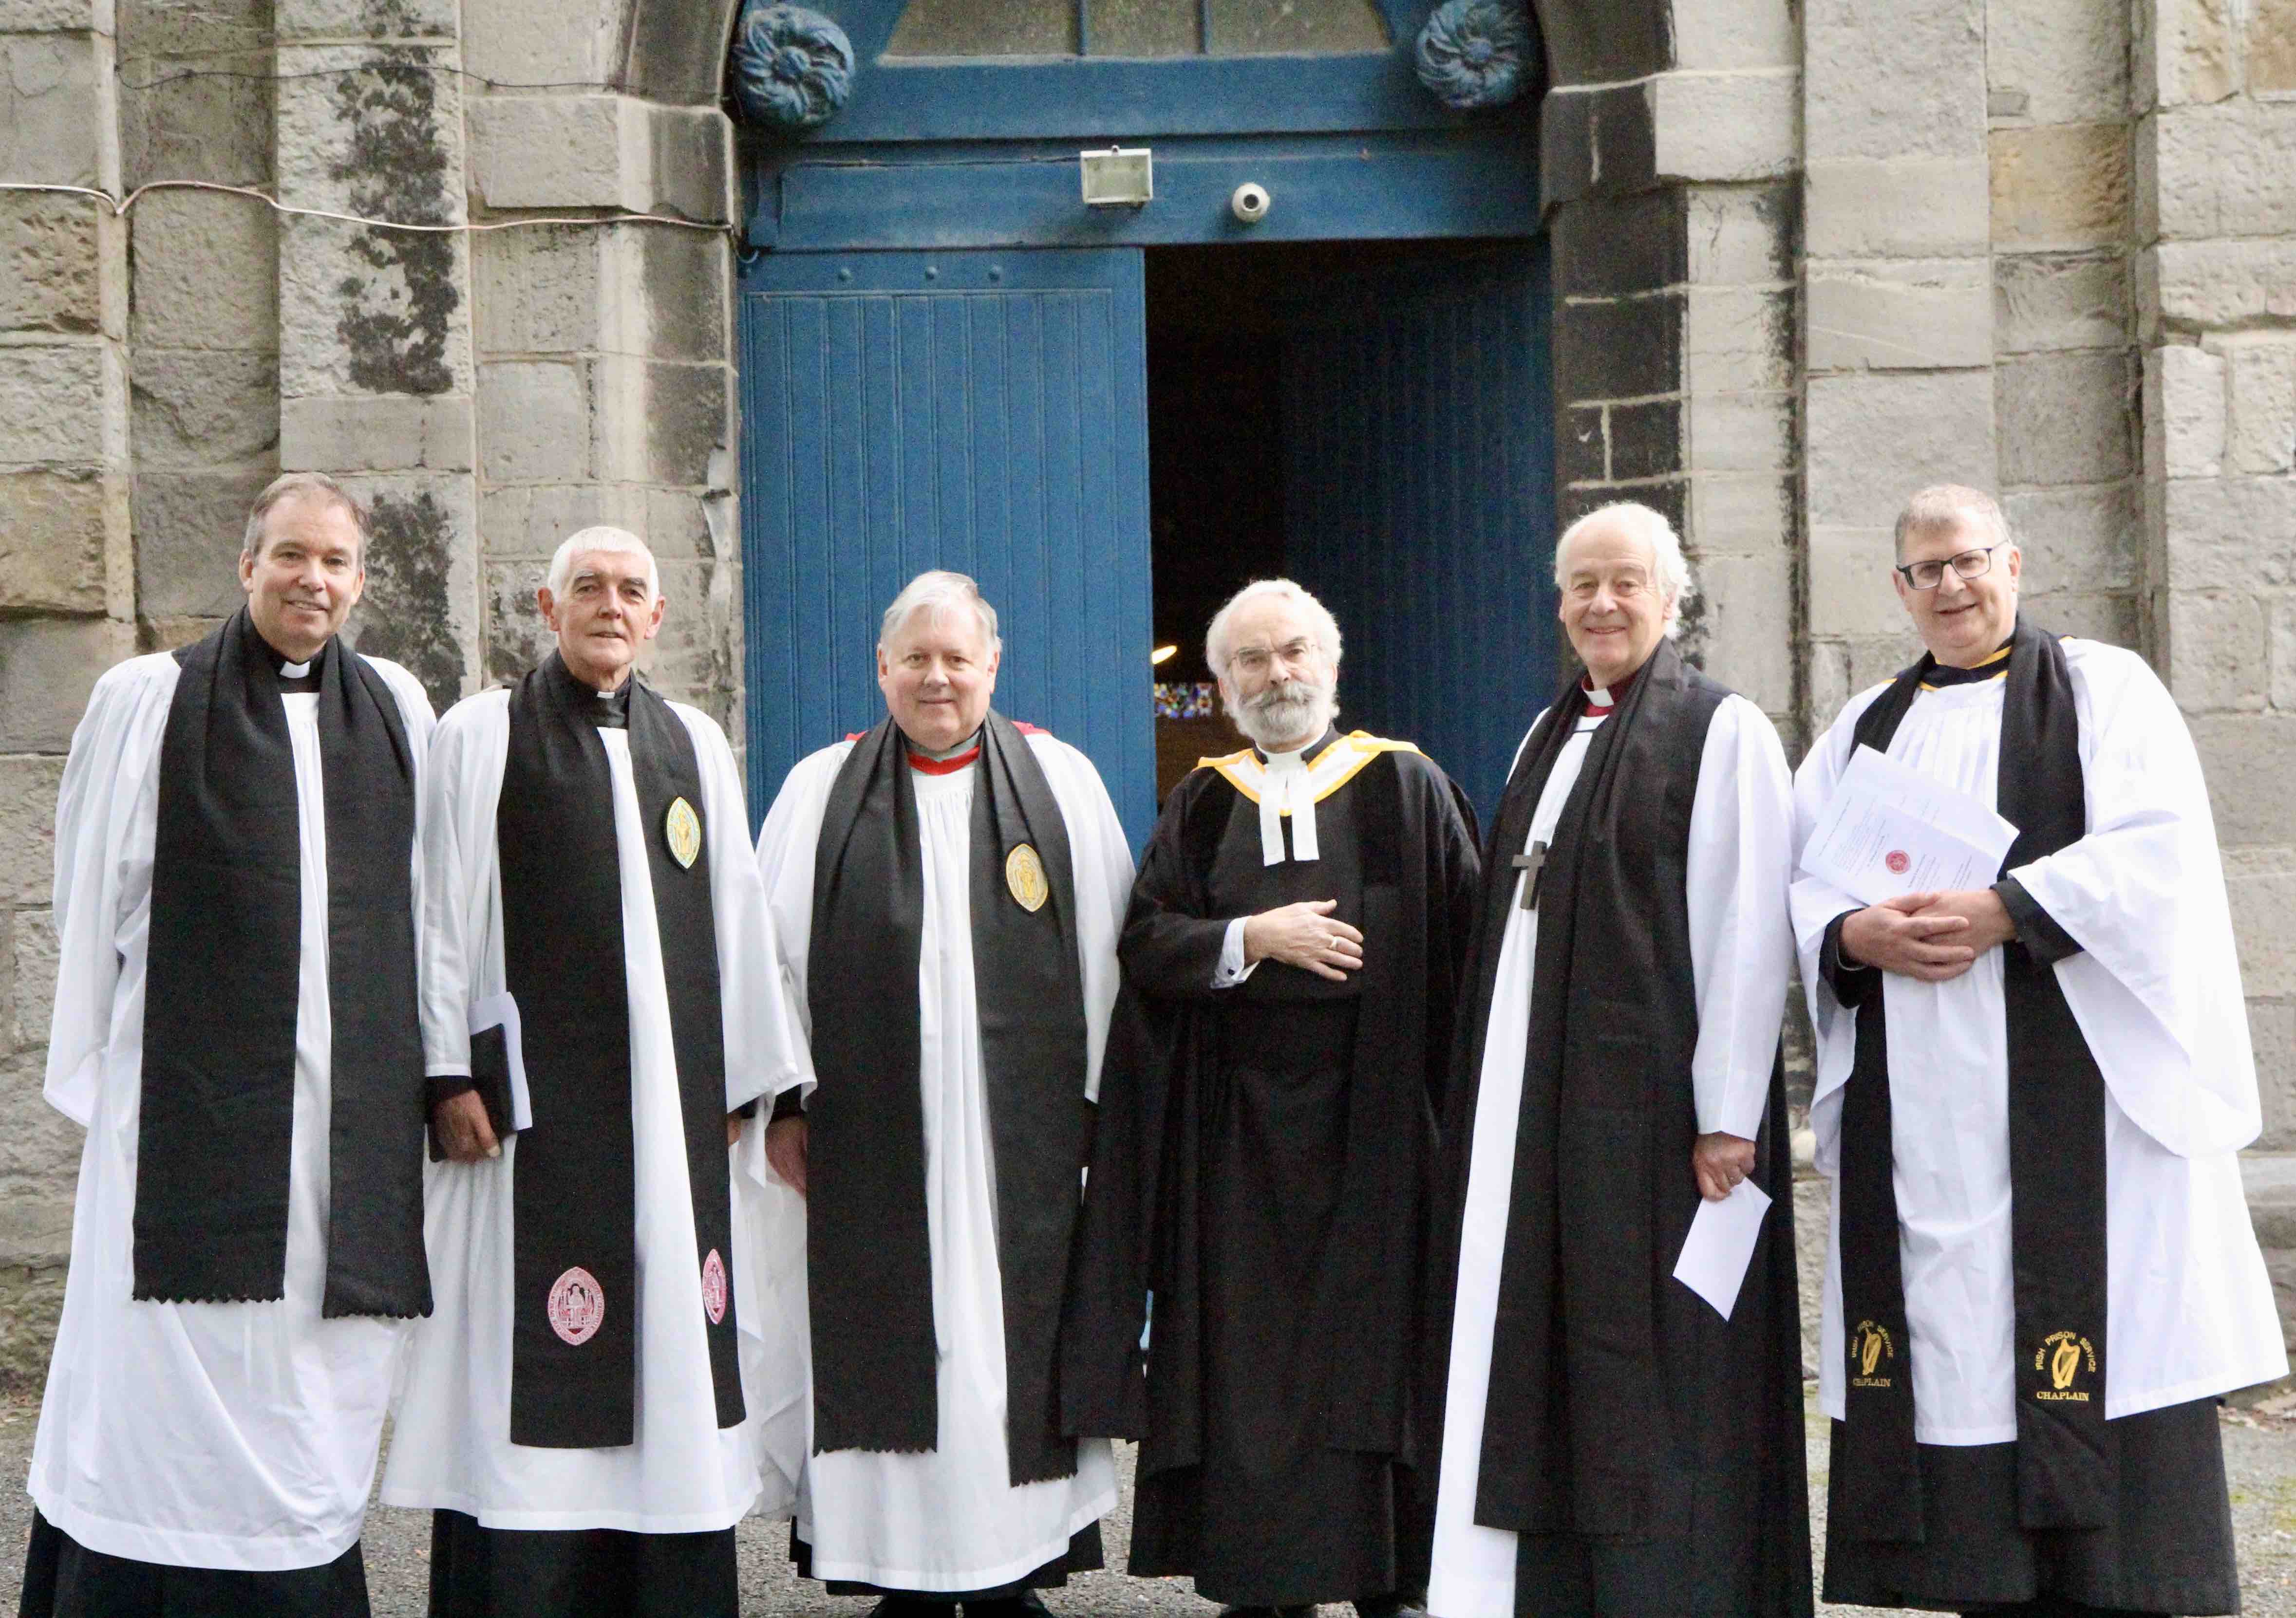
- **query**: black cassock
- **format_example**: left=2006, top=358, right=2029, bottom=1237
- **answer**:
left=1079, top=731, right=1479, bottom=1608
left=1422, top=643, right=1812, bottom=1618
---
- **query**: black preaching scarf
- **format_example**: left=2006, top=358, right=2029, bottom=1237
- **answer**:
left=1445, top=638, right=1746, bottom=1536
left=806, top=710, right=1092, bottom=1486
left=1833, top=621, right=2111, bottom=1541
left=138, top=609, right=429, bottom=1318
left=495, top=654, right=742, bottom=1449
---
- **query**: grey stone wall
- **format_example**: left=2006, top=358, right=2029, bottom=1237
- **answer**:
left=2139, top=0, right=2296, bottom=1140
left=460, top=0, right=742, bottom=735
left=125, top=0, right=280, bottom=651
left=1803, top=0, right=2143, bottom=698
left=1531, top=0, right=1800, bottom=731
left=1801, top=0, right=1995, bottom=709
left=1990, top=0, right=2143, bottom=655
left=0, top=0, right=131, bottom=1375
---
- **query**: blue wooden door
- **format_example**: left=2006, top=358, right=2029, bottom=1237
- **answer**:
left=739, top=248, right=1155, bottom=844
left=1280, top=243, right=1554, bottom=819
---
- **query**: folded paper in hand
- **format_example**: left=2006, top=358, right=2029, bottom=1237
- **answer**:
left=1673, top=1178, right=1772, bottom=1320
left=1801, top=744, right=2019, bottom=908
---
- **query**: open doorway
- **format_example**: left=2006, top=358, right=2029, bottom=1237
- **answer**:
left=1145, top=239, right=1556, bottom=818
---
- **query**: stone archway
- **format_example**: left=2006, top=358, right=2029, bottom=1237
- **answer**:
left=620, top=0, right=746, bottom=104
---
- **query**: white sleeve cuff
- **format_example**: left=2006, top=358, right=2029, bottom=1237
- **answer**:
left=1698, top=1085, right=1769, bottom=1144
left=1213, top=917, right=1260, bottom=988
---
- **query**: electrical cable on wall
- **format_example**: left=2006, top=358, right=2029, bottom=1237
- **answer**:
left=0, top=57, right=750, bottom=235
left=0, top=179, right=733, bottom=235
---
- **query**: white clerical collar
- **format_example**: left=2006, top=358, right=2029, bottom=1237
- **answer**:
left=280, top=659, right=311, bottom=679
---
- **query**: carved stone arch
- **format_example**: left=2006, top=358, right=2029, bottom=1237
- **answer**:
left=1524, top=0, right=1669, bottom=91
left=618, top=0, right=749, bottom=104
left=1522, top=0, right=1672, bottom=213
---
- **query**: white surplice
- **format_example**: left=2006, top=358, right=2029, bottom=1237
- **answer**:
left=30, top=650, right=434, bottom=1572
left=381, top=684, right=814, bottom=1533
left=1428, top=689, right=1796, bottom=1618
left=753, top=732, right=1130, bottom=1593
left=1792, top=638, right=2284, bottom=1443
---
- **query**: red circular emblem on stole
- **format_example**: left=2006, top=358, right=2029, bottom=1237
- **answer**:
left=547, top=1266, right=605, bottom=1346
left=1885, top=850, right=1911, bottom=875
left=701, top=1248, right=728, bottom=1326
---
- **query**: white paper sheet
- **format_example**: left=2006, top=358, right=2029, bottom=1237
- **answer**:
left=467, top=991, right=531, bottom=1131
left=1672, top=1178, right=1773, bottom=1320
left=1800, top=744, right=2020, bottom=907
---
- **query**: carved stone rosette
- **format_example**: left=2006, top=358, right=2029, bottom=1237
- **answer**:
left=731, top=1, right=857, bottom=131
left=1414, top=0, right=1534, bottom=111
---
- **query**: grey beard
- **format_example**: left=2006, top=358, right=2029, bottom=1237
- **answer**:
left=1232, top=686, right=1335, bottom=751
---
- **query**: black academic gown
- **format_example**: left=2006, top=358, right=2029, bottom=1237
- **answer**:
left=1422, top=644, right=1811, bottom=1618
left=1099, top=733, right=1480, bottom=1608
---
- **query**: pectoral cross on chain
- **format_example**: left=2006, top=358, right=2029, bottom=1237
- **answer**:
left=1512, top=840, right=1548, bottom=912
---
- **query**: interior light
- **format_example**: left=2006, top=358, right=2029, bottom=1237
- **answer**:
left=1151, top=644, right=1177, bottom=666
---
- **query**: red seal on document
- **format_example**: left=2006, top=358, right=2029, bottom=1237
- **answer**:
left=1885, top=850, right=1911, bottom=875
left=547, top=1266, right=605, bottom=1345
left=701, top=1248, right=728, bottom=1325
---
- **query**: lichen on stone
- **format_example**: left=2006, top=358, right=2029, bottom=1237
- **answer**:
left=354, top=486, right=464, bottom=712
left=325, top=50, right=460, bottom=396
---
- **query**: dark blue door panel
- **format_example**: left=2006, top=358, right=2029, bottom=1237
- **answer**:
left=1280, top=242, right=1556, bottom=819
left=739, top=248, right=1156, bottom=845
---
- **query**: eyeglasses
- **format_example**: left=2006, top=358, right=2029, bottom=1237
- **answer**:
left=1230, top=638, right=1318, bottom=675
left=1895, top=542, right=2006, bottom=591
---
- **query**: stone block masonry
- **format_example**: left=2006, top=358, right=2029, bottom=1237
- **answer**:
left=2137, top=0, right=2296, bottom=1140
left=1540, top=0, right=1802, bottom=726
left=0, top=0, right=128, bottom=1382
left=273, top=2, right=478, bottom=716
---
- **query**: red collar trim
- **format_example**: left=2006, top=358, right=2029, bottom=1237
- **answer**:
left=906, top=745, right=980, bottom=775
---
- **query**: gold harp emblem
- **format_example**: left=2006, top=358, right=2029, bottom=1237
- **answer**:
left=1850, top=1320, right=1894, bottom=1387
left=2051, top=1337, right=2082, bottom=1392
left=2033, top=1330, right=2094, bottom=1401
left=664, top=796, right=702, bottom=869
left=1005, top=843, right=1048, bottom=912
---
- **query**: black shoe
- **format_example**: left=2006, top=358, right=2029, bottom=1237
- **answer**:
left=868, top=1602, right=945, bottom=1618
left=1218, top=1608, right=1318, bottom=1617
left=963, top=1594, right=1053, bottom=1617
left=1356, top=1598, right=1427, bottom=1618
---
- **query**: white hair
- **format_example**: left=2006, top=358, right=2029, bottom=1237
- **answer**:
left=1203, top=578, right=1344, bottom=678
left=547, top=526, right=659, bottom=598
left=879, top=569, right=1001, bottom=651
left=1553, top=501, right=1697, bottom=639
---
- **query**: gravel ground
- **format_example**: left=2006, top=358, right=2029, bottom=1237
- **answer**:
left=0, top=1175, right=2289, bottom=1615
